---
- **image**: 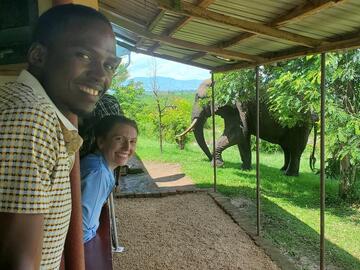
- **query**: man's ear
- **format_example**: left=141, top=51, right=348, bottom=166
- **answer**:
left=27, top=43, right=47, bottom=68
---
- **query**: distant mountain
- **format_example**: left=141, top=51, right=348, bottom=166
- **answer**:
left=124, top=76, right=204, bottom=91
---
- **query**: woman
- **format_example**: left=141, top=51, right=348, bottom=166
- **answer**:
left=80, top=115, right=138, bottom=243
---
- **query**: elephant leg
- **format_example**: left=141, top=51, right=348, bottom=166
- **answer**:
left=237, top=134, right=251, bottom=170
left=285, top=144, right=306, bottom=176
left=285, top=152, right=300, bottom=176
left=285, top=132, right=308, bottom=176
left=212, top=135, right=236, bottom=167
left=280, top=145, right=290, bottom=171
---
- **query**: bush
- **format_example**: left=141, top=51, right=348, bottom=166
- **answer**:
left=251, top=137, right=281, bottom=154
left=160, top=98, right=192, bottom=143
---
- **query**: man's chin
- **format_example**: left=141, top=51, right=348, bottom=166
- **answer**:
left=70, top=106, right=95, bottom=118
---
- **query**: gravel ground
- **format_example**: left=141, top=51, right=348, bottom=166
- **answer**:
left=113, top=193, right=280, bottom=270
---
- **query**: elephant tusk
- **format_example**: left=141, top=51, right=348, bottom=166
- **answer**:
left=176, top=118, right=198, bottom=138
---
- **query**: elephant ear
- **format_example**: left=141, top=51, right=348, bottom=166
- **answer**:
left=235, top=101, right=249, bottom=136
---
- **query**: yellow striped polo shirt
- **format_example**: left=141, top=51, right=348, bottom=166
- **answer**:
left=0, top=70, right=82, bottom=269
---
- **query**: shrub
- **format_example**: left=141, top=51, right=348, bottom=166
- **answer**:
left=251, top=137, right=281, bottom=154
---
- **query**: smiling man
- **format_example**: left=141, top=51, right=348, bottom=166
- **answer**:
left=0, top=4, right=120, bottom=270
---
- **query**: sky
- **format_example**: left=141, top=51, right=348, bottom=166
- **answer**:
left=126, top=52, right=210, bottom=80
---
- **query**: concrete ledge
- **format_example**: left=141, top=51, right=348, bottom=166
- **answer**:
left=116, top=188, right=209, bottom=198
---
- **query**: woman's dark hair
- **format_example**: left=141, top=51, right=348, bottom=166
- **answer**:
left=33, top=4, right=112, bottom=46
left=93, top=115, right=138, bottom=140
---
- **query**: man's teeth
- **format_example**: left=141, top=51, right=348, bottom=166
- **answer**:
left=80, top=86, right=99, bottom=96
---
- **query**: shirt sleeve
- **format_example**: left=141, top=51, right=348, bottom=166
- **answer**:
left=81, top=160, right=114, bottom=242
left=0, top=106, right=58, bottom=214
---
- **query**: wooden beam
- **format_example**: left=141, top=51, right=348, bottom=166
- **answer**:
left=198, top=0, right=216, bottom=8
left=213, top=34, right=360, bottom=72
left=184, top=51, right=207, bottom=61
left=148, top=10, right=166, bottom=31
left=157, top=0, right=326, bottom=48
left=166, top=17, right=189, bottom=37
left=116, top=41, right=212, bottom=70
left=135, top=38, right=145, bottom=48
left=148, top=43, right=161, bottom=53
left=101, top=6, right=266, bottom=63
left=141, top=49, right=212, bottom=70
left=271, top=0, right=348, bottom=27
left=217, top=33, right=254, bottom=49
left=99, top=2, right=148, bottom=28
left=216, top=0, right=348, bottom=49
left=151, top=0, right=216, bottom=59
left=166, top=0, right=216, bottom=36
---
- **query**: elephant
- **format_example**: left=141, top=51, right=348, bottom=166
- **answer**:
left=177, top=79, right=317, bottom=176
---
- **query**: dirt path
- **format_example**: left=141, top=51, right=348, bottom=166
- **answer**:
left=113, top=160, right=283, bottom=269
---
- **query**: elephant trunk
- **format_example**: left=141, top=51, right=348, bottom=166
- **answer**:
left=193, top=115, right=212, bottom=161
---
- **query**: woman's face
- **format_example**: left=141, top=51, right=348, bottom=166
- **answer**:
left=97, top=123, right=137, bottom=169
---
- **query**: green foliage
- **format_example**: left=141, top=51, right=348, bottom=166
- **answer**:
left=110, top=67, right=145, bottom=120
left=162, top=98, right=192, bottom=142
left=267, top=56, right=321, bottom=128
left=145, top=96, right=193, bottom=143
left=214, top=69, right=256, bottom=106
left=325, top=51, right=360, bottom=195
left=251, top=137, right=281, bottom=154
left=326, top=103, right=360, bottom=161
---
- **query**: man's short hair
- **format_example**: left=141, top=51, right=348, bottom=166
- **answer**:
left=33, top=4, right=112, bottom=46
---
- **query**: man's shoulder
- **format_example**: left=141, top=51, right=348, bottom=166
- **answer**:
left=0, top=82, right=57, bottom=122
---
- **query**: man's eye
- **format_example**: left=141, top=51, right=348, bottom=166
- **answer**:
left=104, top=63, right=116, bottom=72
left=76, top=52, right=90, bottom=61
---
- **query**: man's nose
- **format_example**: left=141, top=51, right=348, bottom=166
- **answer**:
left=88, top=61, right=107, bottom=82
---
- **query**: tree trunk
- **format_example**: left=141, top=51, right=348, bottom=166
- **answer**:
left=339, top=154, right=357, bottom=199
left=157, top=101, right=163, bottom=153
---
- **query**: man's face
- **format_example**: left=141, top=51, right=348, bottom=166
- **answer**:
left=41, top=19, right=120, bottom=116
left=97, top=123, right=138, bottom=169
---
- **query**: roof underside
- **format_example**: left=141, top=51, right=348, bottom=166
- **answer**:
left=99, top=0, right=360, bottom=72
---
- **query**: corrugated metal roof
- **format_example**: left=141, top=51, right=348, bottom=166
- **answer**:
left=100, top=0, right=360, bottom=72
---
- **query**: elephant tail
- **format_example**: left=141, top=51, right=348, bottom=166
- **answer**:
left=309, top=120, right=318, bottom=172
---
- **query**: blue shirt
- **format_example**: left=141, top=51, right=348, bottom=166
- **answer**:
left=80, top=152, right=115, bottom=243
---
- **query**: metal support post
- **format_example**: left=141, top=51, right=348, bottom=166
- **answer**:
left=255, top=66, right=261, bottom=236
left=320, top=53, right=326, bottom=270
left=211, top=72, right=217, bottom=192
left=108, top=191, right=125, bottom=253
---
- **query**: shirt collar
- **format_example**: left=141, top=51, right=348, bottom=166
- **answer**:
left=16, top=70, right=77, bottom=131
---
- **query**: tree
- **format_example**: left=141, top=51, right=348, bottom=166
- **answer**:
left=149, top=57, right=175, bottom=153
left=326, top=51, right=360, bottom=199
left=213, top=50, right=360, bottom=200
left=111, top=64, right=145, bottom=120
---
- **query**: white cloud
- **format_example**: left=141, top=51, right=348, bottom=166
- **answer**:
left=127, top=53, right=210, bottom=80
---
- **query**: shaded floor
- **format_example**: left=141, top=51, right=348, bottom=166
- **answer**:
left=111, top=157, right=292, bottom=269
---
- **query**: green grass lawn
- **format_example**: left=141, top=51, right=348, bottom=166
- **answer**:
left=136, top=136, right=360, bottom=270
